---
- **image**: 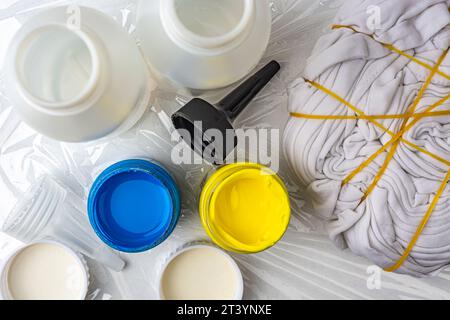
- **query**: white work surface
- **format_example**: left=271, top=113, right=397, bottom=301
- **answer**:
left=1, top=0, right=450, bottom=300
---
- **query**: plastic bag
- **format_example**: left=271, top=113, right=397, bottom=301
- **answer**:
left=1, top=0, right=450, bottom=299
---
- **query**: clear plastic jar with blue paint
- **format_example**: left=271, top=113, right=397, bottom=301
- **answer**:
left=88, top=159, right=182, bottom=253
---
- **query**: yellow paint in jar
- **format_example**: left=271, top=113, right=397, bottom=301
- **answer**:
left=199, top=163, right=290, bottom=253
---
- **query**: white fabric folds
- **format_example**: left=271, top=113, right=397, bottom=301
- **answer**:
left=284, top=0, right=450, bottom=276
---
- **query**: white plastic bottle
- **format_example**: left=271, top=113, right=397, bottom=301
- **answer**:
left=136, top=0, right=272, bottom=90
left=5, top=6, right=153, bottom=142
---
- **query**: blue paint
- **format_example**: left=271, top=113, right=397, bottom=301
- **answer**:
left=88, top=159, right=181, bottom=253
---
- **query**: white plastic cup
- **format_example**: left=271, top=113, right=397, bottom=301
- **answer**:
left=0, top=241, right=89, bottom=300
left=136, top=0, right=272, bottom=90
left=158, top=243, right=244, bottom=300
left=5, top=6, right=153, bottom=142
left=1, top=175, right=126, bottom=272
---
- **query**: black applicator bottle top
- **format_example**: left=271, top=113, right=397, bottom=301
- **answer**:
left=171, top=60, right=281, bottom=164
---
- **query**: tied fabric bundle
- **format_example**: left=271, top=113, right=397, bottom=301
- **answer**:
left=284, top=0, right=450, bottom=276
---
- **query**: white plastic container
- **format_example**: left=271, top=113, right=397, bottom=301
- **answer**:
left=0, top=241, right=89, bottom=300
left=2, top=175, right=125, bottom=272
left=136, top=0, right=272, bottom=90
left=5, top=6, right=153, bottom=142
left=158, top=243, right=244, bottom=300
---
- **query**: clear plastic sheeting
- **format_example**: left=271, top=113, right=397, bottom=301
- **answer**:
left=0, top=0, right=450, bottom=300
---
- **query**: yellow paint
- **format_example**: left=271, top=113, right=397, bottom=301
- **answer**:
left=199, top=163, right=290, bottom=253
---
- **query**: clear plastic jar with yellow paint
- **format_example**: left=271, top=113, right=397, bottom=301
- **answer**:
left=199, top=163, right=291, bottom=254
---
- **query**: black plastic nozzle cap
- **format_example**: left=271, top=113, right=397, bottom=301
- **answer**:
left=172, top=61, right=281, bottom=164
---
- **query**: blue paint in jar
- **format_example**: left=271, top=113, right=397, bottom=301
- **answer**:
left=88, top=159, right=181, bottom=253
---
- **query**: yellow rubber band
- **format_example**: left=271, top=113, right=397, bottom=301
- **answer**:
left=293, top=33, right=450, bottom=271
left=384, top=169, right=450, bottom=272
left=304, top=80, right=450, bottom=167
left=385, top=44, right=450, bottom=81
left=345, top=49, right=448, bottom=189
left=290, top=110, right=450, bottom=121
left=331, top=25, right=450, bottom=81
left=358, top=142, right=399, bottom=205
left=294, top=103, right=450, bottom=186
left=357, top=50, right=449, bottom=200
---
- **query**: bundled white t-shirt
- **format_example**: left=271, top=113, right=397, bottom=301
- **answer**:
left=284, top=0, right=450, bottom=276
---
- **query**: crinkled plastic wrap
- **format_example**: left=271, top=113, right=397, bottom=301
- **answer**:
left=1, top=0, right=450, bottom=300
